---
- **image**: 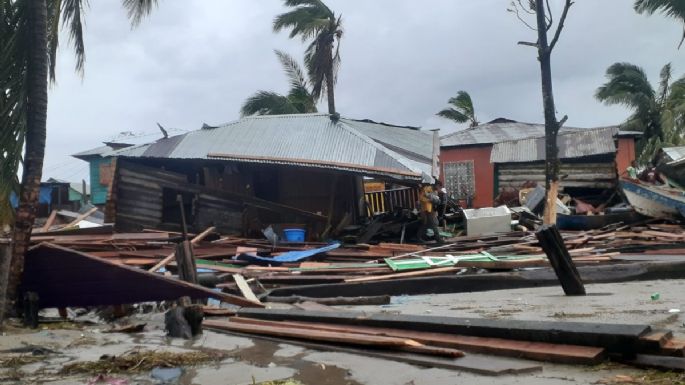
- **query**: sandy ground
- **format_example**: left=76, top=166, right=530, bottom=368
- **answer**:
left=1, top=279, right=684, bottom=385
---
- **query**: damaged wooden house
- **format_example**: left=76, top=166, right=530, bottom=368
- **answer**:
left=439, top=118, right=641, bottom=208
left=73, top=113, right=439, bottom=240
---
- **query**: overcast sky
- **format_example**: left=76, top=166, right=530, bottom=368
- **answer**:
left=45, top=0, right=685, bottom=182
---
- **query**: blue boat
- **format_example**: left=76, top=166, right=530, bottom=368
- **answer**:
left=556, top=210, right=643, bottom=231
left=619, top=178, right=685, bottom=219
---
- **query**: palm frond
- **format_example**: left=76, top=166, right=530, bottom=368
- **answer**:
left=437, top=90, right=478, bottom=126
left=287, top=85, right=317, bottom=113
left=273, top=7, right=329, bottom=41
left=658, top=63, right=673, bottom=104
left=240, top=91, right=299, bottom=117
left=61, top=0, right=87, bottom=75
left=274, top=49, right=309, bottom=92
left=47, top=0, right=62, bottom=82
left=634, top=0, right=685, bottom=48
left=121, top=0, right=158, bottom=26
left=595, top=62, right=655, bottom=109
left=437, top=108, right=471, bottom=124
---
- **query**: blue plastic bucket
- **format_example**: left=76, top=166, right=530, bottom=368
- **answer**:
left=283, top=228, right=306, bottom=242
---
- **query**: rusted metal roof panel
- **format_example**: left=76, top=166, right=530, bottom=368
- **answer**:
left=490, top=127, right=618, bottom=163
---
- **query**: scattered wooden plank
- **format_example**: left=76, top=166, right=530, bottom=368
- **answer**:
left=229, top=317, right=605, bottom=365
left=236, top=308, right=651, bottom=353
left=202, top=306, right=237, bottom=317
left=203, top=319, right=464, bottom=358
left=661, top=339, right=685, bottom=357
left=638, top=329, right=674, bottom=352
left=232, top=274, right=261, bottom=304
left=344, top=266, right=463, bottom=283
left=265, top=295, right=391, bottom=306
left=211, top=327, right=542, bottom=375
left=61, top=207, right=99, bottom=229
left=293, top=301, right=338, bottom=312
left=626, top=354, right=685, bottom=371
left=149, top=226, right=216, bottom=273
left=39, top=210, right=59, bottom=233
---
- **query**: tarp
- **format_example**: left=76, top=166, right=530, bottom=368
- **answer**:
left=10, top=186, right=53, bottom=209
left=236, top=243, right=341, bottom=266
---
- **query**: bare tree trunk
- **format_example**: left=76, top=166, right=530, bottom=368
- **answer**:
left=6, top=0, right=49, bottom=314
left=535, top=0, right=560, bottom=225
left=325, top=43, right=336, bottom=115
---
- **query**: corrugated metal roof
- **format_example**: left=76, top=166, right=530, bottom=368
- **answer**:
left=490, top=126, right=618, bottom=163
left=103, top=114, right=434, bottom=180
left=662, top=146, right=685, bottom=163
left=440, top=120, right=628, bottom=147
left=441, top=121, right=588, bottom=147
left=342, top=118, right=434, bottom=161
left=72, top=143, right=135, bottom=159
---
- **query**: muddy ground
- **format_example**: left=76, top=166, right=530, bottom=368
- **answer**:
left=1, top=279, right=684, bottom=385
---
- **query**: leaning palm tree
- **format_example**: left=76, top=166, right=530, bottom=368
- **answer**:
left=596, top=62, right=685, bottom=163
left=241, top=50, right=317, bottom=116
left=273, top=0, right=342, bottom=115
left=436, top=91, right=479, bottom=128
left=0, top=0, right=158, bottom=320
left=635, top=0, right=685, bottom=49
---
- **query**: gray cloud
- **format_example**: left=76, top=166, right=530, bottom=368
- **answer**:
left=45, top=0, right=685, bottom=182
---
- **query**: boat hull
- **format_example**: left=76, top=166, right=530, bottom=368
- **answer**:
left=556, top=211, right=642, bottom=231
left=619, top=179, right=685, bottom=219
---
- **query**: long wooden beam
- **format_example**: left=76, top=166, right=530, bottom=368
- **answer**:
left=235, top=308, right=650, bottom=353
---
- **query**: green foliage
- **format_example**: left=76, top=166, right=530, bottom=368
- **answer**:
left=596, top=62, right=685, bottom=163
left=240, top=51, right=317, bottom=116
left=635, top=0, right=685, bottom=48
left=274, top=0, right=342, bottom=109
left=436, top=90, right=479, bottom=127
left=0, top=0, right=158, bottom=226
left=0, top=0, right=27, bottom=226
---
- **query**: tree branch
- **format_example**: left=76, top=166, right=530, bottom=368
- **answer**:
left=545, top=0, right=553, bottom=30
left=518, top=41, right=538, bottom=48
left=549, top=0, right=573, bottom=52
left=508, top=2, right=538, bottom=31
left=558, top=115, right=568, bottom=129
left=517, top=0, right=535, bottom=14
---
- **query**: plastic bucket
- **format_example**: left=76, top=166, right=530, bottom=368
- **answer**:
left=283, top=228, right=306, bottom=242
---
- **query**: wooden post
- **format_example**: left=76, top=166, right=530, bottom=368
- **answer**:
left=175, top=240, right=198, bottom=284
left=148, top=226, right=215, bottom=273
left=535, top=224, right=585, bottom=296
left=23, top=291, right=39, bottom=328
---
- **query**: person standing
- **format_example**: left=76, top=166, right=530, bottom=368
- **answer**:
left=417, top=181, right=444, bottom=244
left=625, top=160, right=638, bottom=180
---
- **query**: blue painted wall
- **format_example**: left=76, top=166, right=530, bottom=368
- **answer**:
left=89, top=157, right=112, bottom=205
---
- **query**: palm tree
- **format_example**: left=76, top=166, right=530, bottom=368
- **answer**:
left=0, top=0, right=158, bottom=319
left=596, top=62, right=685, bottom=163
left=436, top=91, right=479, bottom=128
left=634, top=0, right=685, bottom=49
left=273, top=0, right=342, bottom=115
left=0, top=1, right=27, bottom=229
left=241, top=50, right=317, bottom=116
